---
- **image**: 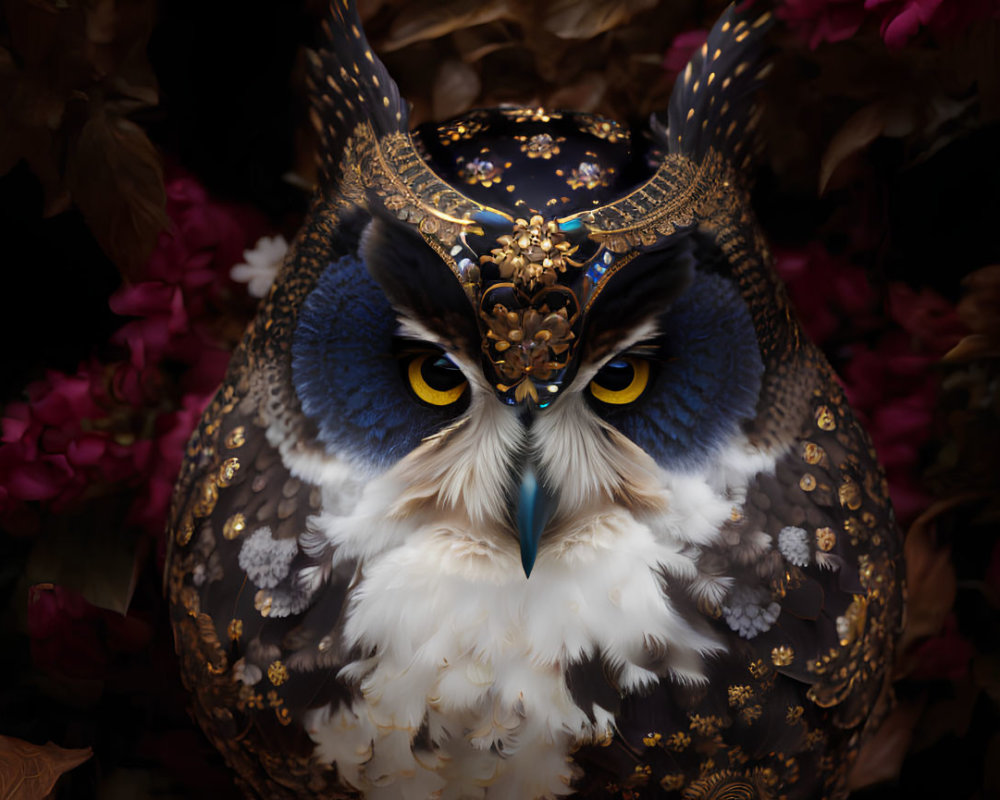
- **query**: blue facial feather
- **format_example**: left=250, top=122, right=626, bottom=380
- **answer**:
left=595, top=271, right=763, bottom=471
left=292, top=254, right=464, bottom=470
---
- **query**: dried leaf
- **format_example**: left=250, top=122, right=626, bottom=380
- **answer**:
left=848, top=697, right=925, bottom=790
left=24, top=505, right=146, bottom=614
left=543, top=0, right=658, bottom=39
left=910, top=676, right=980, bottom=750
left=942, top=333, right=1000, bottom=362
left=819, top=102, right=901, bottom=194
left=2, top=0, right=63, bottom=71
left=894, top=496, right=970, bottom=675
left=546, top=71, right=607, bottom=113
left=432, top=59, right=481, bottom=120
left=66, top=110, right=167, bottom=280
left=958, top=265, right=1000, bottom=344
left=986, top=733, right=1000, bottom=798
left=0, top=735, right=91, bottom=800
left=85, top=0, right=116, bottom=44
left=382, top=0, right=512, bottom=52
left=973, top=654, right=1000, bottom=705
left=452, top=23, right=518, bottom=64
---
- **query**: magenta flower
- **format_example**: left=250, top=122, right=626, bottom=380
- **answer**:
left=778, top=0, right=867, bottom=49
left=0, top=169, right=267, bottom=543
left=865, top=0, right=999, bottom=47
left=663, top=29, right=708, bottom=78
left=27, top=583, right=152, bottom=680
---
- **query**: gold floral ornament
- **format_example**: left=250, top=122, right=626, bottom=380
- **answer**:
left=584, top=118, right=628, bottom=143
left=460, top=156, right=504, bottom=188
left=502, top=107, right=561, bottom=123
left=438, top=117, right=486, bottom=145
left=480, top=215, right=582, bottom=291
left=482, top=302, right=576, bottom=402
left=567, top=161, right=610, bottom=190
left=520, top=132, right=562, bottom=159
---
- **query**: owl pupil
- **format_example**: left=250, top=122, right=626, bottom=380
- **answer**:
left=422, top=356, right=465, bottom=392
left=597, top=359, right=635, bottom=391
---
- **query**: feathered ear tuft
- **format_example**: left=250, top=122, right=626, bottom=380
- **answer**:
left=657, top=4, right=774, bottom=173
left=306, top=0, right=408, bottom=186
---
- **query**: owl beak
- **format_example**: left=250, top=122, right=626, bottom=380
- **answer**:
left=516, top=462, right=555, bottom=578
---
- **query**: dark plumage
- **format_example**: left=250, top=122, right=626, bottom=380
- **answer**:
left=166, top=3, right=903, bottom=798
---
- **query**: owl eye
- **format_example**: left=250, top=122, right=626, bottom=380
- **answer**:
left=589, top=357, right=650, bottom=405
left=407, top=353, right=468, bottom=406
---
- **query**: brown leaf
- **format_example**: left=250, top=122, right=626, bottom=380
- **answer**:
left=24, top=502, right=147, bottom=614
left=0, top=736, right=91, bottom=800
left=986, top=733, right=1000, bottom=799
left=894, top=497, right=970, bottom=675
left=85, top=0, right=116, bottom=44
left=432, top=59, right=481, bottom=120
left=819, top=102, right=904, bottom=195
left=973, top=654, right=1000, bottom=705
left=66, top=109, right=167, bottom=280
left=546, top=71, right=607, bottom=113
left=848, top=697, right=925, bottom=790
left=2, top=0, right=64, bottom=71
left=543, top=0, right=658, bottom=39
left=910, top=676, right=980, bottom=750
left=942, top=333, right=998, bottom=362
left=381, top=0, right=512, bottom=52
left=958, top=265, right=1000, bottom=345
left=451, top=23, right=518, bottom=64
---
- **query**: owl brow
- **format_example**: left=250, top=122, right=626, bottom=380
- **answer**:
left=624, top=343, right=660, bottom=357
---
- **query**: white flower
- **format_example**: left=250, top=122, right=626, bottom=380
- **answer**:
left=722, top=583, right=781, bottom=639
left=231, top=234, right=289, bottom=298
left=778, top=526, right=811, bottom=567
left=238, top=526, right=298, bottom=588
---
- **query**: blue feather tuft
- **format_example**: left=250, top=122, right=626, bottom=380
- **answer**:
left=292, top=254, right=465, bottom=470
left=595, top=271, right=763, bottom=471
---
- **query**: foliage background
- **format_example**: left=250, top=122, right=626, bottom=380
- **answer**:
left=0, top=0, right=998, bottom=797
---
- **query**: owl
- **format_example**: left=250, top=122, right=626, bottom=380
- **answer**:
left=166, top=2, right=904, bottom=798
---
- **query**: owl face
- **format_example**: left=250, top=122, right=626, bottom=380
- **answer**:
left=167, top=3, right=903, bottom=798
left=288, top=90, right=771, bottom=575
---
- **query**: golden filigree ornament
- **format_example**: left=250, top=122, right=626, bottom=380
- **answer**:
left=567, top=161, right=610, bottom=190
left=683, top=769, right=777, bottom=800
left=480, top=215, right=582, bottom=291
left=520, top=132, right=562, bottom=159
left=483, top=302, right=576, bottom=400
left=584, top=117, right=628, bottom=143
left=460, top=156, right=504, bottom=188
left=502, top=106, right=561, bottom=123
left=437, top=117, right=486, bottom=145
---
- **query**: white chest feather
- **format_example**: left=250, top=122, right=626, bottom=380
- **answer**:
left=298, top=429, right=776, bottom=799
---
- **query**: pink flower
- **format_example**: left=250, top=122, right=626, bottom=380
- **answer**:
left=865, top=0, right=943, bottom=47
left=778, top=0, right=867, bottom=49
left=27, top=583, right=152, bottom=680
left=887, top=283, right=966, bottom=356
left=0, top=169, right=267, bottom=542
left=907, top=613, right=975, bottom=680
left=865, top=0, right=999, bottom=47
left=663, top=29, right=708, bottom=78
left=774, top=245, right=880, bottom=345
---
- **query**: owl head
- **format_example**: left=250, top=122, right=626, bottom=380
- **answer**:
left=278, top=1, right=784, bottom=586
left=168, top=5, right=905, bottom=795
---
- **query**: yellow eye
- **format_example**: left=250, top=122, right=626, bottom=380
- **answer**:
left=407, top=353, right=468, bottom=406
left=589, top=357, right=650, bottom=405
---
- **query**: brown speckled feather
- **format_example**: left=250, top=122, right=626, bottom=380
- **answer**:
left=165, top=2, right=904, bottom=798
left=567, top=355, right=903, bottom=800
left=166, top=198, right=370, bottom=799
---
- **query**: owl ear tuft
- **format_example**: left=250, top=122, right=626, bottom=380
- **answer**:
left=307, top=0, right=408, bottom=185
left=657, top=4, right=774, bottom=172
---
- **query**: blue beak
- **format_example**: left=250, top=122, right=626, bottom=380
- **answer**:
left=516, top=463, right=555, bottom=578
